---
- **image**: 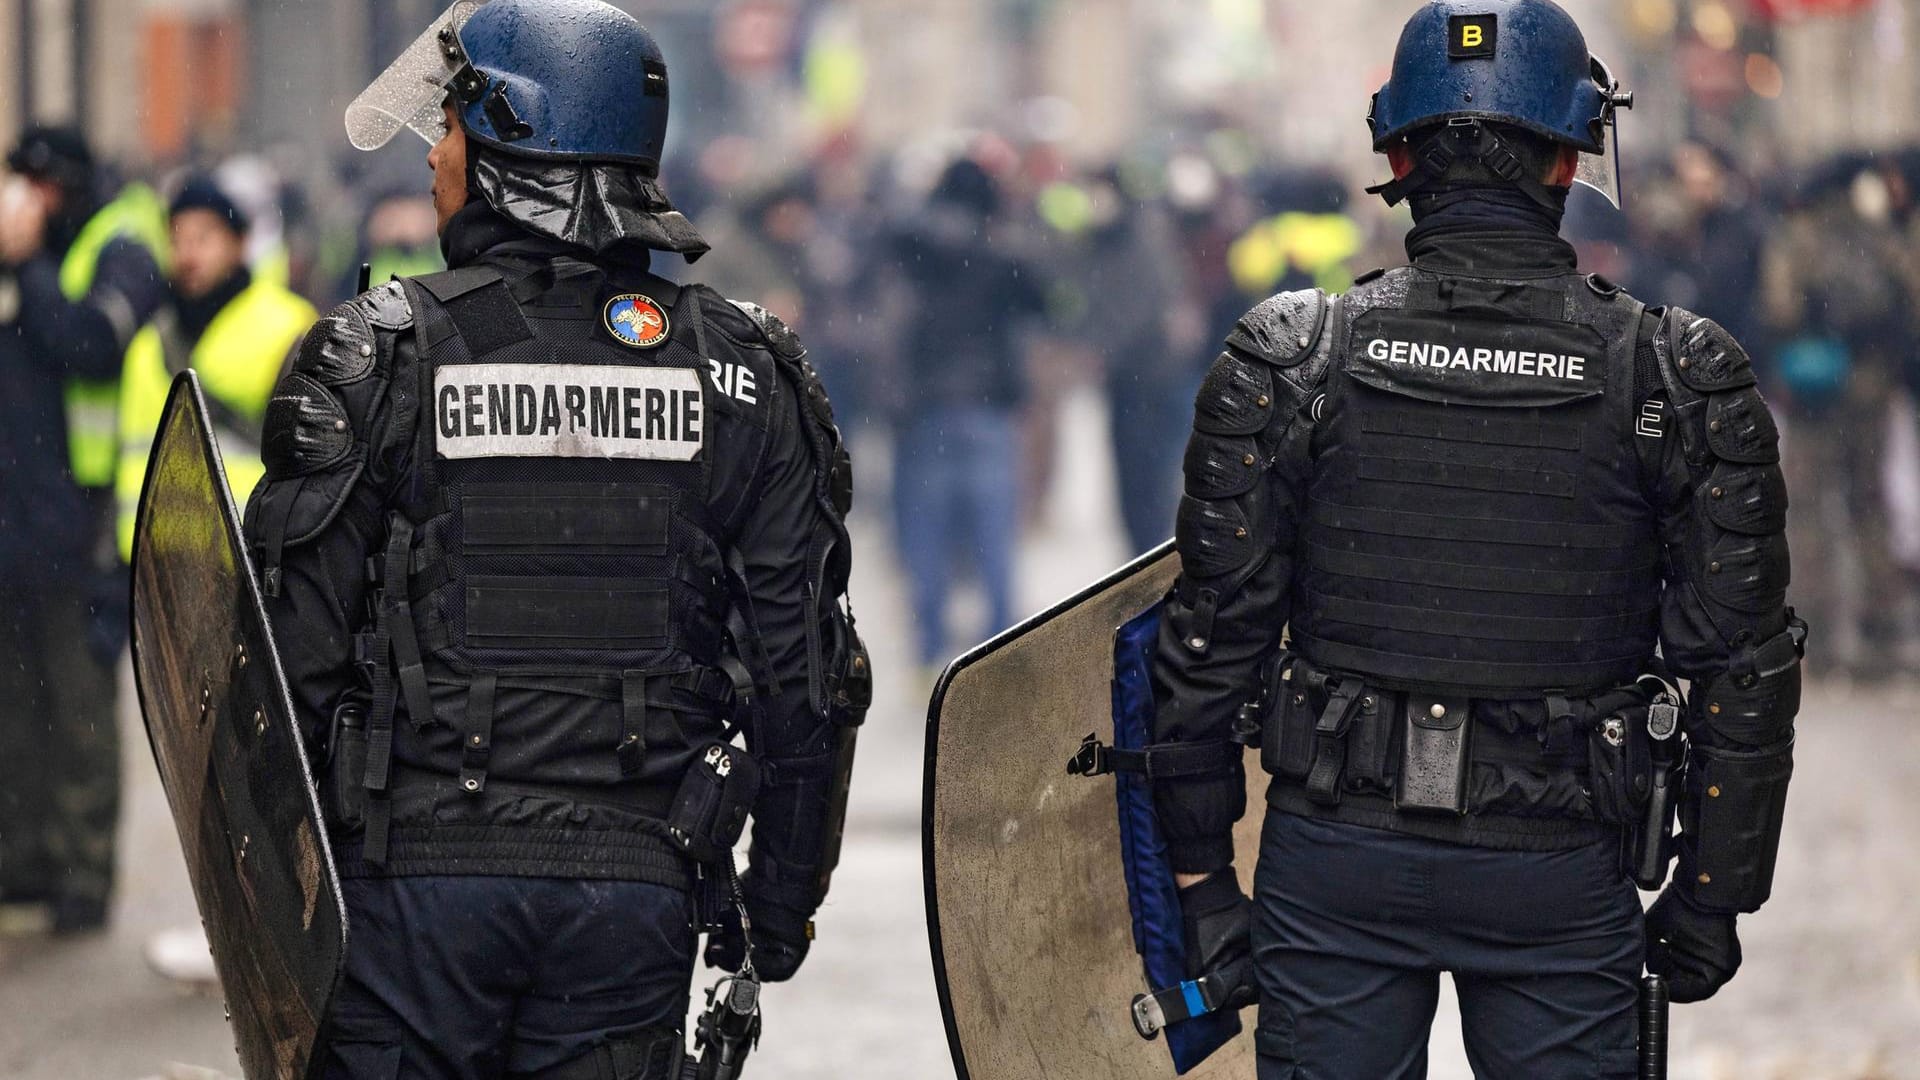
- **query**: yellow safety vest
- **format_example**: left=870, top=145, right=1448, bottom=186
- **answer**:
left=59, top=183, right=171, bottom=489
left=1227, top=211, right=1364, bottom=299
left=114, top=278, right=316, bottom=559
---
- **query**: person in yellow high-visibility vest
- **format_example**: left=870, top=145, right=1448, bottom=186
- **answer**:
left=125, top=174, right=315, bottom=984
left=114, top=176, right=316, bottom=562
left=0, top=126, right=168, bottom=935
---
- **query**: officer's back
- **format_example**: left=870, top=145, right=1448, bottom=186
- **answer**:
left=1149, top=4, right=1802, bottom=1076
left=242, top=3, right=864, bottom=1076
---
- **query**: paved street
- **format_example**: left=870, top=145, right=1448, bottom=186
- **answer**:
left=2, top=389, right=1918, bottom=1078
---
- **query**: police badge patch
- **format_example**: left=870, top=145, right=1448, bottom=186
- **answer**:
left=604, top=293, right=671, bottom=348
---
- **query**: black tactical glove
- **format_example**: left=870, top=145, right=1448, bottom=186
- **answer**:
left=704, top=889, right=812, bottom=983
left=1644, top=887, right=1742, bottom=1003
left=1178, top=871, right=1258, bottom=1010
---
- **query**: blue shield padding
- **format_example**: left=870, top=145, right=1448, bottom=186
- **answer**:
left=1111, top=601, right=1241, bottom=1073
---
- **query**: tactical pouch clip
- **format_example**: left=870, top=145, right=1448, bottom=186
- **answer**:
left=326, top=703, right=370, bottom=827
left=1395, top=695, right=1472, bottom=815
left=1304, top=677, right=1366, bottom=806
left=669, top=743, right=763, bottom=865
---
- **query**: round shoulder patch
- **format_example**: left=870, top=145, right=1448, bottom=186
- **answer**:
left=603, top=293, right=671, bottom=348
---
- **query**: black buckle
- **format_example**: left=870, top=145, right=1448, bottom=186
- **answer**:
left=1479, top=131, right=1524, bottom=181
left=1304, top=677, right=1366, bottom=806
left=1067, top=733, right=1112, bottom=777
left=483, top=80, right=534, bottom=141
left=1419, top=137, right=1456, bottom=177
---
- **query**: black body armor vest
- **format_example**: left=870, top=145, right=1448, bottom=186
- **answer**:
left=1291, top=267, right=1660, bottom=696
left=373, top=263, right=736, bottom=835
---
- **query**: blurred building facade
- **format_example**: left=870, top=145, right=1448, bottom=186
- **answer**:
left=1, top=0, right=1915, bottom=177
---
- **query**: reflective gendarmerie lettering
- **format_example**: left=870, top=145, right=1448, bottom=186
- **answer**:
left=1347, top=308, right=1608, bottom=408
left=434, top=363, right=704, bottom=461
left=1364, top=337, right=1589, bottom=381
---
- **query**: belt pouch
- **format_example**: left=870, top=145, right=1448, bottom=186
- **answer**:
left=1588, top=706, right=1654, bottom=825
left=328, top=703, right=370, bottom=828
left=1260, top=658, right=1317, bottom=780
left=668, top=742, right=763, bottom=864
left=1395, top=694, right=1471, bottom=814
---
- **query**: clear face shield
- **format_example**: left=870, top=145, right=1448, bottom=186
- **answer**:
left=1575, top=56, right=1634, bottom=207
left=344, top=1, right=486, bottom=152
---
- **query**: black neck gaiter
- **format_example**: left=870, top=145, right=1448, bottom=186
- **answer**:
left=1404, top=182, right=1577, bottom=274
left=172, top=266, right=251, bottom=344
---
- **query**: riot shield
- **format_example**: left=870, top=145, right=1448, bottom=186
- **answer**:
left=924, top=544, right=1265, bottom=1080
left=131, top=371, right=346, bottom=1080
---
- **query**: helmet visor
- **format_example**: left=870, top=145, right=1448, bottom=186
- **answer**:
left=1575, top=57, right=1629, bottom=208
left=344, top=1, right=485, bottom=152
left=1574, top=141, right=1621, bottom=208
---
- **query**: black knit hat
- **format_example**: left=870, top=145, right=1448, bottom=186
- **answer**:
left=169, top=174, right=249, bottom=235
left=7, top=125, right=93, bottom=190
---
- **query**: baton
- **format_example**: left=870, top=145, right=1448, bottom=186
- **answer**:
left=1638, top=974, right=1669, bottom=1080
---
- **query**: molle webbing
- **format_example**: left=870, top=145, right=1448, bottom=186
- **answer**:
left=1292, top=270, right=1659, bottom=694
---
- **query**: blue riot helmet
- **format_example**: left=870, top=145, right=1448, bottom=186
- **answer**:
left=346, top=0, right=707, bottom=258
left=1365, top=0, right=1635, bottom=207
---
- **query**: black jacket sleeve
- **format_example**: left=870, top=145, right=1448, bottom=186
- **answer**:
left=1148, top=290, right=1332, bottom=875
left=242, top=285, right=412, bottom=743
left=1644, top=307, right=1802, bottom=914
left=15, top=237, right=166, bottom=377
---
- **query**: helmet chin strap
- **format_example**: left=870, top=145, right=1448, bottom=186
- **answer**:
left=1367, top=121, right=1565, bottom=212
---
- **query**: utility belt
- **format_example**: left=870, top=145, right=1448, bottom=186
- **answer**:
left=1258, top=653, right=1682, bottom=855
left=324, top=691, right=760, bottom=879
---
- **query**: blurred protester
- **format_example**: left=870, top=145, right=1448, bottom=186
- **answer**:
left=341, top=186, right=444, bottom=301
left=113, top=175, right=317, bottom=558
left=1637, top=141, right=1767, bottom=349
left=886, top=158, right=1046, bottom=669
left=1762, top=159, right=1918, bottom=676
left=0, top=126, right=167, bottom=934
left=1225, top=167, right=1365, bottom=302
left=124, top=175, right=315, bottom=983
left=1072, top=167, right=1206, bottom=555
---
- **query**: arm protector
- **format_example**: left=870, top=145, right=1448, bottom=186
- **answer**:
left=242, top=282, right=410, bottom=739
left=1148, top=289, right=1332, bottom=874
left=723, top=300, right=868, bottom=922
left=1651, top=308, right=1805, bottom=914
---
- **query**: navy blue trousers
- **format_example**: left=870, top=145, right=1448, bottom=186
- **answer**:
left=1252, top=810, right=1644, bottom=1079
left=320, top=877, right=695, bottom=1079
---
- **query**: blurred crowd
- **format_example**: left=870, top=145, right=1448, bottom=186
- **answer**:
left=663, top=126, right=1920, bottom=680
left=17, top=119, right=1920, bottom=685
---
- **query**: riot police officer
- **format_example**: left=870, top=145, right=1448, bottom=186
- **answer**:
left=1150, top=2, right=1802, bottom=1074
left=246, top=2, right=866, bottom=1076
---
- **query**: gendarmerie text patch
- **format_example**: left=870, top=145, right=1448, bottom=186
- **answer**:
left=434, top=363, right=704, bottom=461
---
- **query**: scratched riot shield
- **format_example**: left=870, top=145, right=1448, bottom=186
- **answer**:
left=131, top=371, right=346, bottom=1080
left=924, top=544, right=1265, bottom=1080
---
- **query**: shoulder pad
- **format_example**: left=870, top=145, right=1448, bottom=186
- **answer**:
left=1193, top=350, right=1276, bottom=436
left=1224, top=289, right=1328, bottom=368
left=355, top=279, right=414, bottom=331
left=1662, top=307, right=1757, bottom=394
left=726, top=298, right=807, bottom=359
left=293, top=300, right=381, bottom=387
left=1706, top=388, right=1781, bottom=465
left=261, top=372, right=354, bottom=479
